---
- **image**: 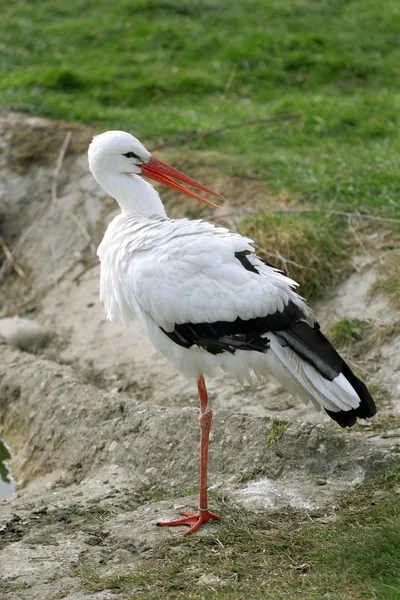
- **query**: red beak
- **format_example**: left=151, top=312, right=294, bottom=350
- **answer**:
left=140, top=156, right=225, bottom=209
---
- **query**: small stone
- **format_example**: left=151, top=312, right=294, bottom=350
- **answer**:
left=112, top=548, right=134, bottom=563
left=316, top=478, right=327, bottom=486
left=85, top=535, right=103, bottom=546
left=317, top=443, right=327, bottom=455
left=58, top=350, right=76, bottom=365
left=382, top=430, right=400, bottom=439
left=0, top=317, right=52, bottom=352
left=197, top=573, right=227, bottom=588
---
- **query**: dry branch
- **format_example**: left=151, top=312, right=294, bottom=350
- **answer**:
left=0, top=216, right=37, bottom=281
left=257, top=248, right=316, bottom=273
left=0, top=234, right=25, bottom=277
left=72, top=257, right=99, bottom=283
left=150, top=114, right=299, bottom=151
left=48, top=131, right=72, bottom=284
left=50, top=131, right=72, bottom=211
left=212, top=208, right=400, bottom=224
left=68, top=214, right=96, bottom=255
left=273, top=208, right=400, bottom=224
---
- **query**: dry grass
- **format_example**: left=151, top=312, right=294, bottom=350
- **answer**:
left=240, top=211, right=354, bottom=300
left=370, top=249, right=400, bottom=307
left=9, top=118, right=94, bottom=174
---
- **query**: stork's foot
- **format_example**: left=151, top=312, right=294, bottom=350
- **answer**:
left=157, top=510, right=221, bottom=536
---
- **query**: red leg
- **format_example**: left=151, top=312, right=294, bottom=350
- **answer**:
left=157, top=375, right=221, bottom=535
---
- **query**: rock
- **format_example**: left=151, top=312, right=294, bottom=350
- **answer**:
left=0, top=317, right=52, bottom=352
left=197, top=573, right=227, bottom=588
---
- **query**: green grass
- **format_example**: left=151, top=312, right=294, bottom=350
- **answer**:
left=77, top=462, right=400, bottom=599
left=327, top=318, right=369, bottom=349
left=0, top=1, right=399, bottom=206
left=266, top=419, right=290, bottom=447
left=0, top=439, right=12, bottom=485
left=2, top=0, right=399, bottom=298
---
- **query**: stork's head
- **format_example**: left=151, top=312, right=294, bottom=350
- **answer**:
left=88, top=130, right=224, bottom=208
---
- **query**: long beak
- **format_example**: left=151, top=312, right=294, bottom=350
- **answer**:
left=140, top=156, right=225, bottom=209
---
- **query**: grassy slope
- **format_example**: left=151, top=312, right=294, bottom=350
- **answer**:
left=77, top=463, right=400, bottom=599
left=1, top=1, right=400, bottom=597
left=1, top=0, right=400, bottom=216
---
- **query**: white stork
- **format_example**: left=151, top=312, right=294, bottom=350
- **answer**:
left=88, top=131, right=376, bottom=535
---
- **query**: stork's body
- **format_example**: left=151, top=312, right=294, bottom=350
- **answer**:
left=89, top=131, right=376, bottom=535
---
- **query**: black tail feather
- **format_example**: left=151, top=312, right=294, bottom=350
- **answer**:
left=325, top=407, right=358, bottom=428
left=274, top=322, right=377, bottom=428
left=325, top=361, right=377, bottom=428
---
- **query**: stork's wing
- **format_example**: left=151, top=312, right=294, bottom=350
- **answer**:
left=125, top=219, right=310, bottom=329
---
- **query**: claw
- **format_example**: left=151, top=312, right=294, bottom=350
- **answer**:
left=157, top=509, right=221, bottom=535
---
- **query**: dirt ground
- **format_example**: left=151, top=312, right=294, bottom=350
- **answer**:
left=0, top=113, right=399, bottom=599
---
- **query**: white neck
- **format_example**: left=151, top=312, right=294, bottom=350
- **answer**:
left=95, top=172, right=167, bottom=218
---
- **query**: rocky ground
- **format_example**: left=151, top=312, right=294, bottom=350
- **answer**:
left=0, top=113, right=399, bottom=599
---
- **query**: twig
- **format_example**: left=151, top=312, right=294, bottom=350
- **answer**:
left=0, top=234, right=25, bottom=277
left=48, top=131, right=72, bottom=298
left=51, top=131, right=72, bottom=212
left=271, top=207, right=400, bottom=224
left=333, top=164, right=386, bottom=182
left=47, top=131, right=73, bottom=326
left=347, top=215, right=367, bottom=255
left=258, top=248, right=316, bottom=272
left=211, top=209, right=259, bottom=221
left=72, top=257, right=99, bottom=283
left=193, top=67, right=237, bottom=149
left=150, top=114, right=300, bottom=151
left=0, top=214, right=40, bottom=281
left=211, top=213, right=316, bottom=273
left=212, top=208, right=400, bottom=224
left=68, top=214, right=96, bottom=255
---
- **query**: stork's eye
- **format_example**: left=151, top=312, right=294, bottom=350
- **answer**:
left=123, top=151, right=140, bottom=160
